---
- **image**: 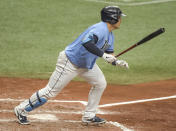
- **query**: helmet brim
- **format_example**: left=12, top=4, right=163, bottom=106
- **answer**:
left=121, top=13, right=126, bottom=17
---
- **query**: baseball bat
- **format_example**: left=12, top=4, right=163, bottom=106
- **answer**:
left=115, top=28, right=165, bottom=58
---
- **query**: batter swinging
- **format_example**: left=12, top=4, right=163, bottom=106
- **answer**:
left=14, top=6, right=129, bottom=125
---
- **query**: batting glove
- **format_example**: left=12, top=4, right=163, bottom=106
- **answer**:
left=112, top=60, right=129, bottom=69
left=102, top=53, right=116, bottom=63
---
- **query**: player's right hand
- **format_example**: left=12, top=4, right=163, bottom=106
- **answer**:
left=112, top=60, right=129, bottom=69
left=102, top=53, right=116, bottom=63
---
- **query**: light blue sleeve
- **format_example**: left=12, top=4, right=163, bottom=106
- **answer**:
left=81, top=32, right=94, bottom=43
left=81, top=28, right=104, bottom=44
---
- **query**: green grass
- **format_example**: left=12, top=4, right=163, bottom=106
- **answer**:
left=0, top=0, right=176, bottom=84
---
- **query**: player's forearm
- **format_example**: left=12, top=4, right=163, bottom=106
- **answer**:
left=82, top=34, right=104, bottom=57
left=83, top=42, right=104, bottom=57
left=82, top=34, right=114, bottom=58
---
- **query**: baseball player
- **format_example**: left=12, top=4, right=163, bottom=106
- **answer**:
left=14, top=6, right=129, bottom=125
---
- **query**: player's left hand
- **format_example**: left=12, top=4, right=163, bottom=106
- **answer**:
left=112, top=60, right=129, bottom=69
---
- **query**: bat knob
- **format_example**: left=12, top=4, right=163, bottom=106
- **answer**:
left=161, top=28, right=165, bottom=33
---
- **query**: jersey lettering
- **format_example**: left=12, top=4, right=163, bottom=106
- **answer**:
left=101, top=40, right=110, bottom=51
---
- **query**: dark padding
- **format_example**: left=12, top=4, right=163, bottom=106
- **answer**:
left=83, top=34, right=104, bottom=57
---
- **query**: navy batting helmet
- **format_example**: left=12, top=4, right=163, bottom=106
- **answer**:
left=101, top=6, right=126, bottom=25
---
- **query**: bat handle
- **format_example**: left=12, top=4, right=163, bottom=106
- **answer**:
left=115, top=44, right=137, bottom=58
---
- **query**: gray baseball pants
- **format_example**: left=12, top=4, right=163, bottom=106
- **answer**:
left=17, top=51, right=107, bottom=119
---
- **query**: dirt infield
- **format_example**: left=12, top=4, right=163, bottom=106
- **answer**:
left=0, top=77, right=176, bottom=131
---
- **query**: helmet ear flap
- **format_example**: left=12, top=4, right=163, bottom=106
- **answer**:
left=110, top=18, right=118, bottom=25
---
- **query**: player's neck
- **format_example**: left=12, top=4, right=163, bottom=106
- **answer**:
left=106, top=23, right=114, bottom=32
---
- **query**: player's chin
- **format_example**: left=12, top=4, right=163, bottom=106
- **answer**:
left=114, top=26, right=120, bottom=30
left=112, top=25, right=120, bottom=29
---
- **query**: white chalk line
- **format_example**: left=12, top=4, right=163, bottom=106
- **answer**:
left=1, top=95, right=176, bottom=108
left=50, top=99, right=87, bottom=105
left=85, top=0, right=176, bottom=6
left=99, top=95, right=176, bottom=107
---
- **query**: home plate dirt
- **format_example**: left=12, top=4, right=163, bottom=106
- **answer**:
left=0, top=77, right=176, bottom=131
